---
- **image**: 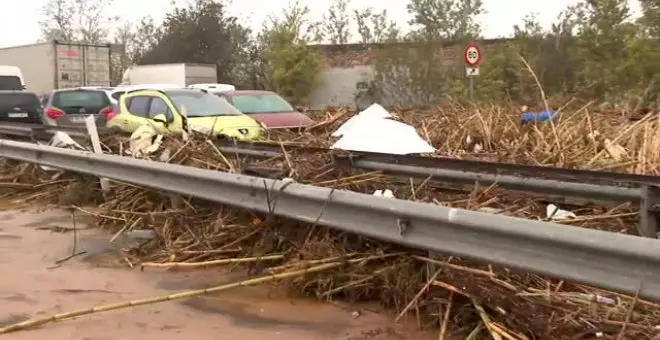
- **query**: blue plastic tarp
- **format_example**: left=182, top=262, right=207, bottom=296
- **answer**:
left=520, top=110, right=557, bottom=123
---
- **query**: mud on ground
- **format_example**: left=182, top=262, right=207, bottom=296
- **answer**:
left=0, top=207, right=433, bottom=340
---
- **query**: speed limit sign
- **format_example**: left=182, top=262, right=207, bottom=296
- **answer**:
left=464, top=43, right=483, bottom=67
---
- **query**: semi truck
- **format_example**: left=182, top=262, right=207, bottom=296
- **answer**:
left=120, top=63, right=217, bottom=87
left=0, top=41, right=112, bottom=95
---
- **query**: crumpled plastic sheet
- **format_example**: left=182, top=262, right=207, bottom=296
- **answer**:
left=39, top=132, right=87, bottom=171
left=331, top=103, right=392, bottom=138
left=331, top=104, right=435, bottom=155
left=128, top=125, right=163, bottom=157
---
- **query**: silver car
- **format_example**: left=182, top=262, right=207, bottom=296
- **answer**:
left=42, top=87, right=115, bottom=127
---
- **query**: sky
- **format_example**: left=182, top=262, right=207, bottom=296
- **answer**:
left=0, top=0, right=642, bottom=48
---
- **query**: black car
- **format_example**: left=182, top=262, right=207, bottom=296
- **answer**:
left=0, top=91, right=43, bottom=124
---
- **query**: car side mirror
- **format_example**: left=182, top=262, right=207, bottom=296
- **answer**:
left=152, top=113, right=170, bottom=127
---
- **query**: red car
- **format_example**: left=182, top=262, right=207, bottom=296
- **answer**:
left=216, top=90, right=313, bottom=129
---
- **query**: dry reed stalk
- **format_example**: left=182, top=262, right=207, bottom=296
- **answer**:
left=140, top=253, right=285, bottom=269
left=1, top=104, right=658, bottom=339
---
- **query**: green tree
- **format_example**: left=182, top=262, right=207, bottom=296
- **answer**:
left=140, top=0, right=251, bottom=83
left=356, top=0, right=484, bottom=106
left=569, top=0, right=636, bottom=100
left=111, top=17, right=163, bottom=84
left=258, top=2, right=325, bottom=104
left=406, top=0, right=483, bottom=41
left=323, top=0, right=351, bottom=44
left=353, top=8, right=401, bottom=44
left=638, top=0, right=660, bottom=38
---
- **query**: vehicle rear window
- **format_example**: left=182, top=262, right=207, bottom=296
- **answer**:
left=0, top=76, right=23, bottom=91
left=168, top=91, right=242, bottom=117
left=231, top=93, right=294, bottom=113
left=0, top=92, right=40, bottom=112
left=52, top=90, right=111, bottom=114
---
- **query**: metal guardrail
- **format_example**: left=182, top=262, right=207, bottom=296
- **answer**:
left=0, top=122, right=96, bottom=140
left=217, top=140, right=660, bottom=186
left=1, top=122, right=659, bottom=237
left=0, top=139, right=660, bottom=301
left=213, top=142, right=660, bottom=238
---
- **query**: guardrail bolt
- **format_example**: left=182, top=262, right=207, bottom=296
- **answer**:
left=397, top=217, right=411, bottom=236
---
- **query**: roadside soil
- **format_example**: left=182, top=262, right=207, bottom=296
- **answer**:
left=0, top=207, right=434, bottom=340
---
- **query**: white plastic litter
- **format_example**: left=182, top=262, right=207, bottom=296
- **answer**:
left=465, top=135, right=484, bottom=153
left=576, top=293, right=617, bottom=305
left=48, top=131, right=85, bottom=150
left=603, top=138, right=627, bottom=161
left=189, top=124, right=213, bottom=135
left=331, top=103, right=391, bottom=137
left=40, top=132, right=86, bottom=171
left=546, top=204, right=577, bottom=220
left=332, top=118, right=435, bottom=155
left=129, top=125, right=163, bottom=156
left=372, top=189, right=395, bottom=198
left=124, top=229, right=155, bottom=240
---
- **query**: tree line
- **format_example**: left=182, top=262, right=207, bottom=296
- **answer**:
left=38, top=0, right=660, bottom=108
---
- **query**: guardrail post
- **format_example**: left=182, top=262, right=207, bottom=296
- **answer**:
left=639, top=185, right=660, bottom=238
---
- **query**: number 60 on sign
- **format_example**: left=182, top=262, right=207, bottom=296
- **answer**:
left=464, top=42, right=483, bottom=78
left=464, top=43, right=482, bottom=67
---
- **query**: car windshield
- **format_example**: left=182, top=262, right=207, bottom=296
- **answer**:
left=230, top=93, right=294, bottom=113
left=52, top=90, right=111, bottom=114
left=0, top=92, right=40, bottom=112
left=0, top=76, right=23, bottom=90
left=169, top=92, right=242, bottom=117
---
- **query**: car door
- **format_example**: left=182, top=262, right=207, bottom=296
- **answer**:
left=146, top=96, right=178, bottom=134
left=120, top=95, right=153, bottom=132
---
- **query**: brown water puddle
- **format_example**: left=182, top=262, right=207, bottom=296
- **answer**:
left=0, top=207, right=434, bottom=340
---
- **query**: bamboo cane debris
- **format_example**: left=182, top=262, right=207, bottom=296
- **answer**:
left=1, top=105, right=659, bottom=339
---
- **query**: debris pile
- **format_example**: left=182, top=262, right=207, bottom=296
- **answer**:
left=0, top=104, right=659, bottom=339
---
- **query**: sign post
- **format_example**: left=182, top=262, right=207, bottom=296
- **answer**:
left=464, top=42, right=483, bottom=101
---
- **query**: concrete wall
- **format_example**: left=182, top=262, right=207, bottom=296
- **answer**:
left=308, top=65, right=375, bottom=110
left=307, top=39, right=512, bottom=110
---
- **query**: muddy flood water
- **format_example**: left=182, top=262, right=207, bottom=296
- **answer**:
left=0, top=207, right=434, bottom=340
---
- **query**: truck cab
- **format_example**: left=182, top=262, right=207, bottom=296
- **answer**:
left=0, top=65, right=25, bottom=90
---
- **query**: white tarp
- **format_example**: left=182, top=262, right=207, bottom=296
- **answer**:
left=331, top=104, right=435, bottom=155
left=331, top=103, right=392, bottom=138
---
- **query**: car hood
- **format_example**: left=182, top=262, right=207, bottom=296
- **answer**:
left=246, top=111, right=314, bottom=129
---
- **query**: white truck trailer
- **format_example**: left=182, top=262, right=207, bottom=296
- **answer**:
left=0, top=40, right=112, bottom=94
left=120, top=63, right=217, bottom=87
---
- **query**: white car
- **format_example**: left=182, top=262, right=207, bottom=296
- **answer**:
left=107, top=84, right=181, bottom=104
left=188, top=83, right=235, bottom=94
